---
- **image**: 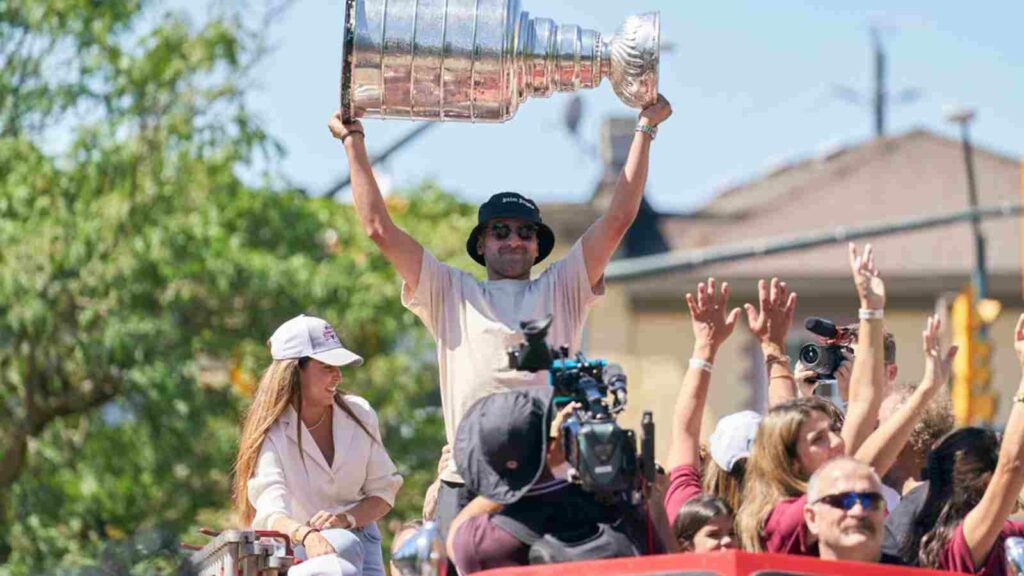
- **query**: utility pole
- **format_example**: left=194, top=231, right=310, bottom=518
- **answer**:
left=834, top=25, right=920, bottom=138
left=872, top=28, right=886, bottom=138
left=947, top=108, right=989, bottom=303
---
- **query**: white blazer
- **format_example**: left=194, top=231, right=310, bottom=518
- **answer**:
left=248, top=395, right=403, bottom=529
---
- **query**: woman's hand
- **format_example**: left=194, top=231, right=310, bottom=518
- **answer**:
left=744, top=277, right=797, bottom=352
left=849, top=242, right=885, bottom=310
left=308, top=509, right=348, bottom=531
left=920, top=315, right=957, bottom=393
left=302, top=530, right=337, bottom=558
left=686, top=277, right=741, bottom=361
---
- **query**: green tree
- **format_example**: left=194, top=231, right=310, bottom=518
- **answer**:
left=0, top=1, right=472, bottom=572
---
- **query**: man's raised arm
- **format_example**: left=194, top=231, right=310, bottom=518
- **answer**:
left=329, top=112, right=424, bottom=291
left=581, top=94, right=672, bottom=288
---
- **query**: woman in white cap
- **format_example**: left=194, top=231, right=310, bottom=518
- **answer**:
left=232, top=314, right=403, bottom=576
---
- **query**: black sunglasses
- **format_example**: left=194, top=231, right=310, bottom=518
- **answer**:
left=488, top=222, right=538, bottom=241
left=813, top=491, right=886, bottom=511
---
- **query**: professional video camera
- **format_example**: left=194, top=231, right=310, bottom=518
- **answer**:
left=507, top=316, right=655, bottom=503
left=798, top=317, right=855, bottom=383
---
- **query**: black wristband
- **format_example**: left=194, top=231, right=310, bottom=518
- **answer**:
left=341, top=130, right=364, bottom=144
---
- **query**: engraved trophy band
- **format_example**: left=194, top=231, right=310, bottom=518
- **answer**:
left=340, top=0, right=660, bottom=122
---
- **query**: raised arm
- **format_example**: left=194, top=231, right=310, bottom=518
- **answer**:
left=854, top=315, right=956, bottom=474
left=581, top=95, right=672, bottom=288
left=668, top=278, right=741, bottom=469
left=961, top=314, right=1024, bottom=568
left=744, top=277, right=799, bottom=407
left=329, top=113, right=424, bottom=291
left=841, top=243, right=887, bottom=457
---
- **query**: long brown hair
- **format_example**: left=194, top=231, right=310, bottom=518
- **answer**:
left=232, top=357, right=374, bottom=526
left=902, top=427, right=999, bottom=567
left=703, top=457, right=746, bottom=514
left=736, top=397, right=841, bottom=551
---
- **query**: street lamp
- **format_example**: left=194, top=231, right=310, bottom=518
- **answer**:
left=945, top=106, right=988, bottom=303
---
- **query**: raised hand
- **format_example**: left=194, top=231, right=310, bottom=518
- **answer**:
left=744, top=277, right=797, bottom=350
left=328, top=111, right=364, bottom=143
left=921, top=315, right=957, bottom=391
left=849, top=242, right=885, bottom=310
left=685, top=277, right=741, bottom=359
left=639, top=93, right=672, bottom=127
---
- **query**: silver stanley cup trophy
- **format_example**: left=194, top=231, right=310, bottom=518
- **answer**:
left=339, top=0, right=659, bottom=122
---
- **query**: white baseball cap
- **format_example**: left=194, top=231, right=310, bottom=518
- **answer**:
left=708, top=410, right=762, bottom=472
left=268, top=315, right=364, bottom=367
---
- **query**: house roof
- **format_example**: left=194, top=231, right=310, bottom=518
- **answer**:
left=543, top=128, right=1023, bottom=300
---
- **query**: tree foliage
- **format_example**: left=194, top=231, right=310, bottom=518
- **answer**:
left=0, top=1, right=472, bottom=572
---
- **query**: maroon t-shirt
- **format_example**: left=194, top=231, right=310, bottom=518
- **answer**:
left=664, top=464, right=705, bottom=527
left=762, top=495, right=816, bottom=556
left=939, top=520, right=1024, bottom=575
left=451, top=514, right=530, bottom=574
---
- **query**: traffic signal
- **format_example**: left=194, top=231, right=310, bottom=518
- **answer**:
left=950, top=286, right=999, bottom=426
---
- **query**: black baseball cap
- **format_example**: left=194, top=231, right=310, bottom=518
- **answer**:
left=454, top=388, right=554, bottom=504
left=466, top=192, right=555, bottom=267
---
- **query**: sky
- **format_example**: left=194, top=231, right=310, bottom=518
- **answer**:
left=174, top=0, right=1022, bottom=213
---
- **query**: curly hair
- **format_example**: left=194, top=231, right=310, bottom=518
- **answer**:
left=888, top=380, right=954, bottom=455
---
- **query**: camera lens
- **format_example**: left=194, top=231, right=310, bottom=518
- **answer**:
left=799, top=345, right=820, bottom=365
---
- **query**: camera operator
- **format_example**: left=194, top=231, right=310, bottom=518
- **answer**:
left=794, top=325, right=897, bottom=406
left=446, top=389, right=651, bottom=573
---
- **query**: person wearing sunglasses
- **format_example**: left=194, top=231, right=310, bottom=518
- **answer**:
left=803, top=457, right=889, bottom=563
left=328, top=95, right=673, bottom=540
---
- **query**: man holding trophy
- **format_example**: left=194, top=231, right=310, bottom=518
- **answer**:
left=328, top=0, right=671, bottom=543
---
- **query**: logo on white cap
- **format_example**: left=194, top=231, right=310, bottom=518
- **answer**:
left=268, top=314, right=364, bottom=367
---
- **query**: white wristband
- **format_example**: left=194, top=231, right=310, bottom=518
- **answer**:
left=859, top=308, right=884, bottom=320
left=689, top=358, right=713, bottom=372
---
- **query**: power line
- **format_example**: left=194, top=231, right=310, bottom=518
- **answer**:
left=323, top=122, right=437, bottom=199
left=605, top=204, right=1022, bottom=281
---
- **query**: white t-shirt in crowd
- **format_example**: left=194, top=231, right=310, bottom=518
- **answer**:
left=881, top=483, right=902, bottom=513
left=402, top=240, right=603, bottom=482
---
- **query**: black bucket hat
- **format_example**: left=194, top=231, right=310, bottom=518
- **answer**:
left=454, top=388, right=554, bottom=504
left=466, top=192, right=555, bottom=267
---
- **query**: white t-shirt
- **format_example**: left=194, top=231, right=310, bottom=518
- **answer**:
left=881, top=483, right=902, bottom=513
left=402, top=240, right=603, bottom=482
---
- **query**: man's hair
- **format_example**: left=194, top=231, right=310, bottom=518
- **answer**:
left=806, top=456, right=881, bottom=503
left=888, top=380, right=954, bottom=455
left=842, top=324, right=897, bottom=364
